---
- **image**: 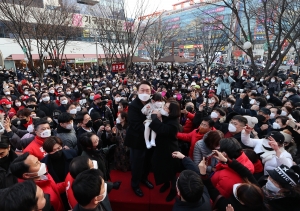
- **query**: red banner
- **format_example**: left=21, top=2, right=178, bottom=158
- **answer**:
left=112, top=63, right=125, bottom=72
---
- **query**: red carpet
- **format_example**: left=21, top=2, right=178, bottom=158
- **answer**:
left=109, top=170, right=174, bottom=211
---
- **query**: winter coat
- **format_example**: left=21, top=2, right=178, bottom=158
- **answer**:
left=23, top=136, right=48, bottom=160
left=211, top=152, right=254, bottom=198
left=72, top=196, right=112, bottom=211
left=56, top=125, right=78, bottom=151
left=38, top=101, right=58, bottom=117
left=65, top=173, right=76, bottom=209
left=287, top=93, right=300, bottom=104
left=111, top=123, right=130, bottom=172
left=215, top=76, right=235, bottom=95
left=41, top=149, right=77, bottom=183
left=6, top=125, right=33, bottom=150
left=149, top=117, right=180, bottom=185
left=88, top=102, right=114, bottom=127
left=177, top=127, right=216, bottom=159
left=125, top=97, right=149, bottom=150
left=182, top=112, right=195, bottom=133
left=0, top=150, right=18, bottom=189
left=18, top=174, right=65, bottom=211
left=193, top=139, right=218, bottom=174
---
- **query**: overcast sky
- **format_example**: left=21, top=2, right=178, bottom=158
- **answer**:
left=125, top=0, right=180, bottom=14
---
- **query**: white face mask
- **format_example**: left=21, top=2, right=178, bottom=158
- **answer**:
left=28, top=163, right=47, bottom=178
left=69, top=109, right=77, bottom=115
left=281, top=111, right=287, bottom=116
left=6, top=104, right=11, bottom=109
left=66, top=91, right=71, bottom=95
left=272, top=122, right=281, bottom=129
left=42, top=96, right=50, bottom=102
left=285, top=93, right=290, bottom=98
left=232, top=183, right=242, bottom=203
left=155, top=102, right=163, bottom=108
left=160, top=109, right=169, bottom=117
left=227, top=103, right=231, bottom=108
left=66, top=123, right=73, bottom=130
left=131, top=98, right=135, bottom=101
left=61, top=100, right=68, bottom=105
left=40, top=129, right=51, bottom=138
left=270, top=113, right=276, bottom=119
left=265, top=178, right=280, bottom=193
left=260, top=79, right=264, bottom=82
left=49, top=90, right=54, bottom=94
left=250, top=99, right=256, bottom=105
left=106, top=91, right=110, bottom=95
left=116, top=118, right=121, bottom=124
left=115, top=97, right=121, bottom=102
left=271, top=79, right=275, bottom=82
left=27, top=124, right=34, bottom=133
left=76, top=106, right=81, bottom=111
left=92, top=160, right=98, bottom=169
left=5, top=92, right=10, bottom=95
left=228, top=123, right=237, bottom=132
left=210, top=111, right=219, bottom=119
left=99, top=183, right=107, bottom=202
left=266, top=95, right=270, bottom=100
left=138, top=93, right=150, bottom=102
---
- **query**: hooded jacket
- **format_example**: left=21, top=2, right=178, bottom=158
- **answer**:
left=211, top=152, right=254, bottom=198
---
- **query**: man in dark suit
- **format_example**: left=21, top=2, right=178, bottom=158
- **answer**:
left=124, top=80, right=154, bottom=197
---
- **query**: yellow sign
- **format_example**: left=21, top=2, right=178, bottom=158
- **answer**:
left=83, top=29, right=90, bottom=38
left=184, top=45, right=194, bottom=49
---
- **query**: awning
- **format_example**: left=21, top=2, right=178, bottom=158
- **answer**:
left=6, top=53, right=110, bottom=60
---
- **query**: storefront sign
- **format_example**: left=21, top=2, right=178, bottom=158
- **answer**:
left=75, top=58, right=97, bottom=63
left=112, top=63, right=125, bottom=72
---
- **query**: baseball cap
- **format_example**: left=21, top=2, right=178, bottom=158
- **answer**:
left=0, top=99, right=12, bottom=105
left=264, top=131, right=285, bottom=147
left=267, top=165, right=300, bottom=188
left=260, top=107, right=271, bottom=115
left=93, top=94, right=101, bottom=101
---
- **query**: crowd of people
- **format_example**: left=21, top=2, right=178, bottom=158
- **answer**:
left=0, top=63, right=299, bottom=211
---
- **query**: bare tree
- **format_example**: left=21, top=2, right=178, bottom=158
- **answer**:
left=141, top=15, right=181, bottom=64
left=89, top=0, right=159, bottom=70
left=185, top=16, right=228, bottom=71
left=198, top=0, right=300, bottom=76
left=0, top=0, right=79, bottom=78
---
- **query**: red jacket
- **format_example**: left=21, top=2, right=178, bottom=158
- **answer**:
left=65, top=173, right=77, bottom=209
left=177, top=127, right=216, bottom=159
left=23, top=136, right=48, bottom=160
left=18, top=174, right=65, bottom=211
left=182, top=112, right=195, bottom=133
left=211, top=152, right=254, bottom=198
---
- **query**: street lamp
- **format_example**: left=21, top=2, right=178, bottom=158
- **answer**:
left=243, top=41, right=252, bottom=50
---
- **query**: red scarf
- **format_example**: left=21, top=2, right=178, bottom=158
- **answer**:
left=23, top=117, right=33, bottom=128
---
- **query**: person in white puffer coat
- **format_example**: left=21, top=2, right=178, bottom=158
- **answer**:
left=241, top=126, right=293, bottom=174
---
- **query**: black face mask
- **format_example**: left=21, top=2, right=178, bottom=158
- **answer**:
left=93, top=120, right=102, bottom=132
left=97, top=102, right=102, bottom=107
left=86, top=120, right=93, bottom=128
left=49, top=150, right=62, bottom=160
left=49, top=122, right=54, bottom=128
left=257, top=114, right=266, bottom=122
left=20, top=118, right=28, bottom=125
left=27, top=105, right=37, bottom=110
left=42, top=193, right=53, bottom=211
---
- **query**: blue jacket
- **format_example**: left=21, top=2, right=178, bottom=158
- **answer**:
left=215, top=76, right=235, bottom=95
